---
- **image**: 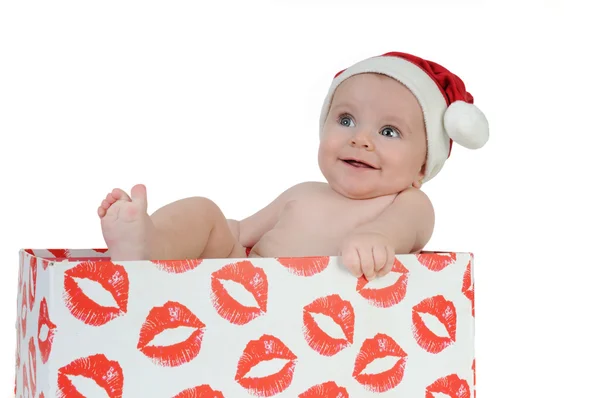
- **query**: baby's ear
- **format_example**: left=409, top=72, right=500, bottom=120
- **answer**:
left=412, top=164, right=427, bottom=189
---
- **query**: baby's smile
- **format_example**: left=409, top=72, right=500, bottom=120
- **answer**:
left=340, top=158, right=379, bottom=170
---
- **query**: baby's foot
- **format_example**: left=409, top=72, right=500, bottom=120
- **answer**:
left=98, top=184, right=158, bottom=260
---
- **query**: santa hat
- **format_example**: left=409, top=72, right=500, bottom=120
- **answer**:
left=319, top=51, right=489, bottom=183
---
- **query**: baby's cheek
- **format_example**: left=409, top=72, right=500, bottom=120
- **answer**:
left=317, top=142, right=338, bottom=162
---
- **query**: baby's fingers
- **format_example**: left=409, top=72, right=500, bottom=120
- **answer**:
left=377, top=246, right=395, bottom=277
left=342, top=247, right=362, bottom=278
left=373, top=245, right=388, bottom=274
left=359, top=247, right=376, bottom=281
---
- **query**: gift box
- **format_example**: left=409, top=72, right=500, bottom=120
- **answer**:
left=14, top=248, right=475, bottom=397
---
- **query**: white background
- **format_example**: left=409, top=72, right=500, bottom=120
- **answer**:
left=1, top=0, right=598, bottom=396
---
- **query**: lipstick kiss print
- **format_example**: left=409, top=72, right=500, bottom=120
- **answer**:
left=276, top=256, right=330, bottom=277
left=353, top=333, right=407, bottom=393
left=303, top=294, right=355, bottom=356
left=63, top=261, right=129, bottom=326
left=20, top=282, right=27, bottom=339
left=210, top=260, right=268, bottom=325
left=22, top=363, right=29, bottom=398
left=299, top=381, right=349, bottom=397
left=38, top=297, right=57, bottom=364
left=473, top=359, right=476, bottom=397
left=19, top=251, right=24, bottom=288
left=138, top=301, right=206, bottom=367
left=417, top=252, right=457, bottom=271
left=28, top=337, right=37, bottom=397
left=425, top=374, right=471, bottom=398
left=462, top=260, right=474, bottom=316
left=172, top=385, right=224, bottom=398
left=236, top=334, right=297, bottom=397
left=48, top=249, right=71, bottom=258
left=15, top=320, right=21, bottom=368
left=57, top=353, right=123, bottom=398
left=412, top=295, right=457, bottom=354
left=28, top=256, right=37, bottom=311
left=356, top=258, right=409, bottom=308
left=152, top=259, right=203, bottom=274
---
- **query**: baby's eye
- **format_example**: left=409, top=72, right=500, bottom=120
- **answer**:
left=339, top=115, right=355, bottom=127
left=380, top=126, right=400, bottom=138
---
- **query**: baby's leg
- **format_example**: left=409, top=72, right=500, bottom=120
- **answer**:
left=98, top=184, right=244, bottom=261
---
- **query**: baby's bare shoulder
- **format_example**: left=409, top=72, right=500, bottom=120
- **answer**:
left=395, top=188, right=435, bottom=246
left=283, top=181, right=329, bottom=198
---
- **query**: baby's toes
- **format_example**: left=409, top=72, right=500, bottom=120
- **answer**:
left=109, top=188, right=131, bottom=203
left=105, top=192, right=117, bottom=205
left=100, top=199, right=111, bottom=210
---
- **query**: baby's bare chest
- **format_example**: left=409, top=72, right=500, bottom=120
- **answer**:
left=253, top=192, right=394, bottom=257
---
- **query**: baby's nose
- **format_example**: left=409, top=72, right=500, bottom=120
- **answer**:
left=350, top=133, right=374, bottom=151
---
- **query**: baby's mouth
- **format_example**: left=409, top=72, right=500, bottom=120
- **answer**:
left=342, top=159, right=376, bottom=169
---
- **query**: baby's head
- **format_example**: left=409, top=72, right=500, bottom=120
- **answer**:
left=317, top=52, right=489, bottom=199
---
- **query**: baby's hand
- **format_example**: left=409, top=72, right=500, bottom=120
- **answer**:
left=340, top=231, right=395, bottom=280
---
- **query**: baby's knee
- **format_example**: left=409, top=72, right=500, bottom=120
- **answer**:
left=183, top=196, right=226, bottom=219
left=187, top=196, right=214, bottom=206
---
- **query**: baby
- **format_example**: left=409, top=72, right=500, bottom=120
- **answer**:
left=97, top=52, right=489, bottom=280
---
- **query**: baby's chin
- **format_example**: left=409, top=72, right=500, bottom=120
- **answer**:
left=327, top=180, right=406, bottom=200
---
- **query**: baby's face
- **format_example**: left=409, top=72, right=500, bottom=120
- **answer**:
left=318, top=73, right=427, bottom=199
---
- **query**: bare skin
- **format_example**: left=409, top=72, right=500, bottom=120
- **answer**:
left=99, top=73, right=435, bottom=280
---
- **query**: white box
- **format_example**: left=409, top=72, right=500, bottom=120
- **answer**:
left=15, top=248, right=475, bottom=397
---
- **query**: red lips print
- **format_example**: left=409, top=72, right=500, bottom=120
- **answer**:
left=28, top=256, right=37, bottom=311
left=417, top=253, right=457, bottom=271
left=425, top=374, right=471, bottom=398
left=57, top=353, right=123, bottom=398
left=299, top=381, right=349, bottom=398
left=20, top=282, right=27, bottom=339
left=152, top=259, right=203, bottom=274
left=28, top=337, right=37, bottom=397
left=22, top=363, right=29, bottom=397
left=48, top=249, right=70, bottom=258
left=276, top=256, right=330, bottom=277
left=210, top=260, right=268, bottom=325
left=15, top=320, right=21, bottom=368
left=236, top=334, right=297, bottom=397
left=412, top=295, right=457, bottom=354
left=19, top=251, right=24, bottom=287
left=172, top=385, right=224, bottom=398
left=356, top=258, right=409, bottom=308
left=462, top=260, right=474, bottom=316
left=63, top=261, right=129, bottom=326
left=473, top=359, right=476, bottom=397
left=138, top=301, right=206, bottom=367
left=38, top=297, right=57, bottom=364
left=353, top=333, right=407, bottom=393
left=303, top=294, right=355, bottom=356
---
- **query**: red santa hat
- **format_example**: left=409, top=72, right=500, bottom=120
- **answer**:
left=319, top=51, right=489, bottom=183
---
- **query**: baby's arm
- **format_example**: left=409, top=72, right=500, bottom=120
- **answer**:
left=356, top=188, right=435, bottom=253
left=227, top=182, right=310, bottom=248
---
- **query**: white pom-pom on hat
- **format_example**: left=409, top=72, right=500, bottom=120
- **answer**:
left=444, top=100, right=489, bottom=150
